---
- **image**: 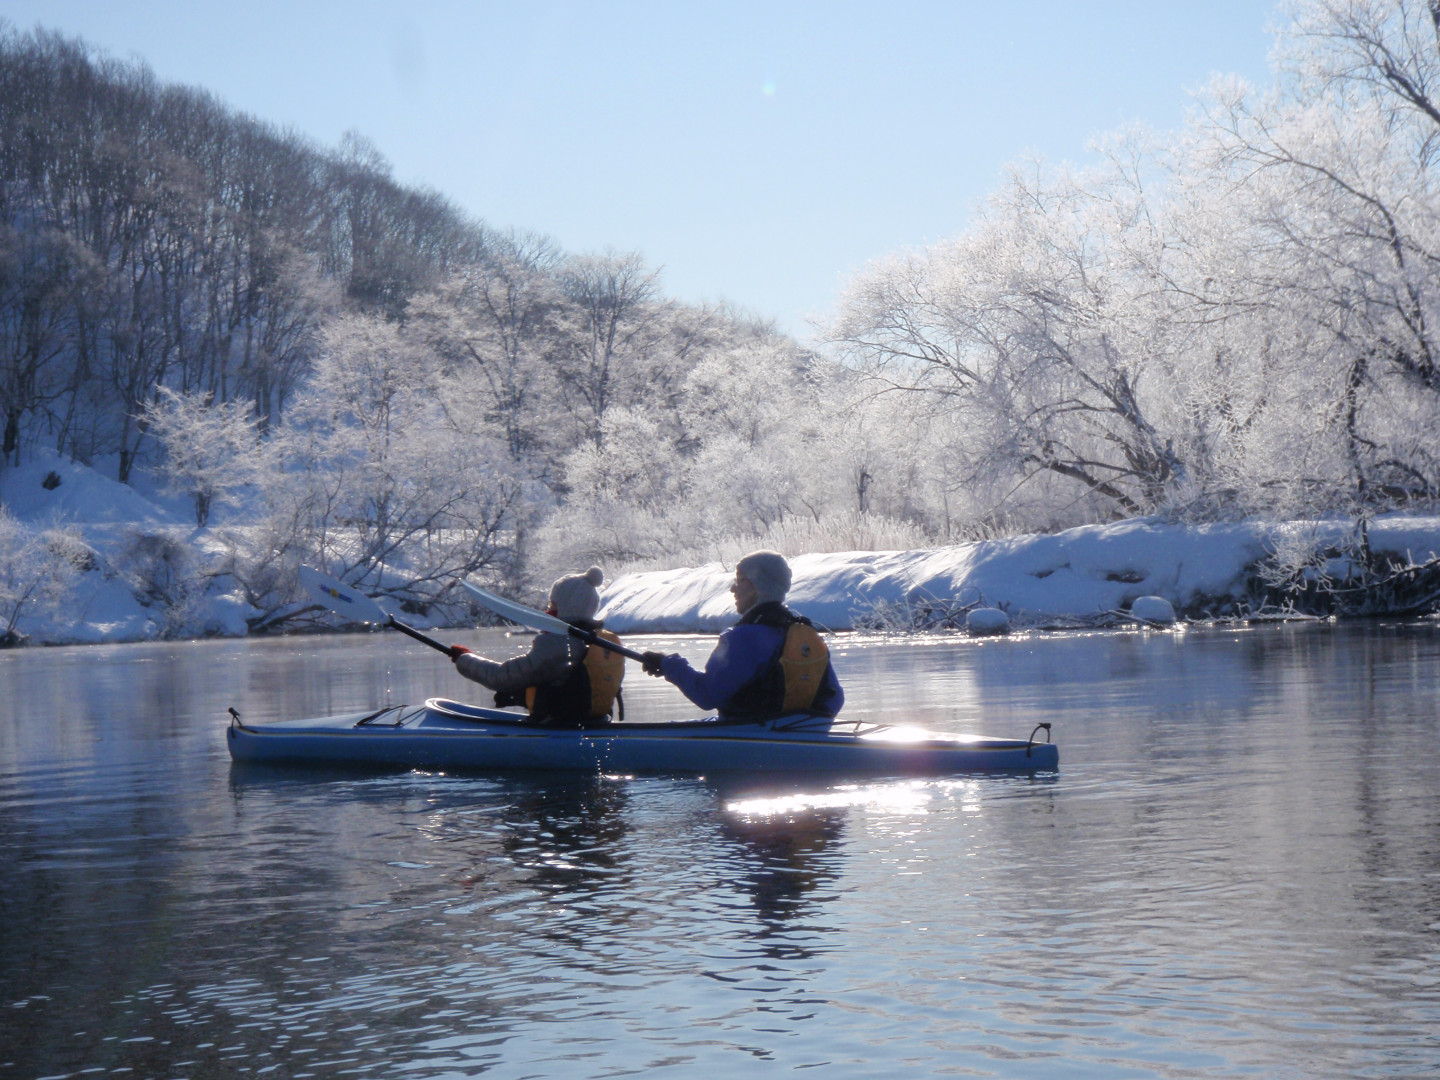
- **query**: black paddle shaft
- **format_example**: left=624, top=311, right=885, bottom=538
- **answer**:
left=565, top=624, right=647, bottom=663
left=390, top=609, right=643, bottom=665
left=387, top=617, right=454, bottom=656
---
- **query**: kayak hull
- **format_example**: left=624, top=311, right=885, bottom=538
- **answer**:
left=226, top=699, right=1059, bottom=776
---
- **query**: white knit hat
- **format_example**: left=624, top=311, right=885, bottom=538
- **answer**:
left=736, top=550, right=791, bottom=604
left=549, top=566, right=604, bottom=622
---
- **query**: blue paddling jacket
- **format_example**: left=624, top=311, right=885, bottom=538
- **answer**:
left=658, top=601, right=844, bottom=721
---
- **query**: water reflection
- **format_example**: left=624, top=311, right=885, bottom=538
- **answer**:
left=3, top=623, right=1439, bottom=1077
left=718, top=805, right=846, bottom=945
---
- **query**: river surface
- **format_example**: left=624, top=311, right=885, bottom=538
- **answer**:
left=1, top=621, right=1438, bottom=1078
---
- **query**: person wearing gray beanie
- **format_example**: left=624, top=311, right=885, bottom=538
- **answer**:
left=548, top=566, right=604, bottom=622
left=735, top=550, right=791, bottom=607
left=450, top=566, right=624, bottom=727
left=640, top=551, right=843, bottom=722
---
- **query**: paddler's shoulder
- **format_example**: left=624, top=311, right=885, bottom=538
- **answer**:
left=718, top=619, right=785, bottom=653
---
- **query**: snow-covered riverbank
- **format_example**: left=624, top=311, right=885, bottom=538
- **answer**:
left=6, top=452, right=1440, bottom=645
left=1, top=451, right=258, bottom=645
left=602, top=517, right=1440, bottom=632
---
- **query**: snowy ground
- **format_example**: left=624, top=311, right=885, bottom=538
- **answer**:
left=5, top=452, right=1440, bottom=645
left=1, top=449, right=257, bottom=645
left=601, top=517, right=1440, bottom=632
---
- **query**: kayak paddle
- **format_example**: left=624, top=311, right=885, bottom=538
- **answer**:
left=298, top=565, right=459, bottom=658
left=459, top=578, right=646, bottom=662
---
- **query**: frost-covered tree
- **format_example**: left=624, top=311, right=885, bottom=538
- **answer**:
left=676, top=341, right=831, bottom=529
left=412, top=231, right=564, bottom=466
left=141, top=386, right=259, bottom=526
left=1177, top=0, right=1440, bottom=510
left=534, top=336, right=878, bottom=574
left=556, top=252, right=663, bottom=447
left=829, top=149, right=1194, bottom=528
left=0, top=508, right=86, bottom=640
left=242, top=313, right=519, bottom=623
left=0, top=222, right=95, bottom=466
left=826, top=0, right=1440, bottom=529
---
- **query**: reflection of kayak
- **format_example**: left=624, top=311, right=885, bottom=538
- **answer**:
left=226, top=699, right=1058, bottom=775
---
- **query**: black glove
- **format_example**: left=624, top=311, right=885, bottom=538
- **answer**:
left=641, top=651, right=666, bottom=676
left=494, top=688, right=522, bottom=708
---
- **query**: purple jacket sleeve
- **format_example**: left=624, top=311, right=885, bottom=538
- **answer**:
left=660, top=623, right=845, bottom=716
left=659, top=625, right=778, bottom=711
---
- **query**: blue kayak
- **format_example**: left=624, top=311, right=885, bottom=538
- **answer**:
left=226, top=699, right=1059, bottom=775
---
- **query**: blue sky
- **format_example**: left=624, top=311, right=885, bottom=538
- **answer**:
left=0, top=1, right=1279, bottom=337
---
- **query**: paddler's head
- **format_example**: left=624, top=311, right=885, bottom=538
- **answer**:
left=732, top=550, right=790, bottom=615
left=549, top=566, right=605, bottom=623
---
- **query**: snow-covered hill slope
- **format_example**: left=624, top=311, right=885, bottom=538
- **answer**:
left=600, top=518, right=1440, bottom=632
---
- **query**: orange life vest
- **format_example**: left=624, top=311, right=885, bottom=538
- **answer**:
left=524, top=630, right=625, bottom=726
left=776, top=621, right=829, bottom=713
left=725, top=608, right=831, bottom=721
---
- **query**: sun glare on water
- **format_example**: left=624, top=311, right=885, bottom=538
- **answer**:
left=725, top=778, right=980, bottom=819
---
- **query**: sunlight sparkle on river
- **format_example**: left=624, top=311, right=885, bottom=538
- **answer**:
left=725, top=778, right=973, bottom=819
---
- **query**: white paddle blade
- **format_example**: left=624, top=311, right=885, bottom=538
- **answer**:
left=460, top=579, right=570, bottom=635
left=298, top=565, right=391, bottom=625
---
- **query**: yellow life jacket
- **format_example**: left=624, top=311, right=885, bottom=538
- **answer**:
left=524, top=630, right=625, bottom=724
left=777, top=622, right=829, bottom=713
left=581, top=630, right=626, bottom=717
left=725, top=608, right=833, bottom=721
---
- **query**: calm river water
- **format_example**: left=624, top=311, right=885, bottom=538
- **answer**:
left=1, top=621, right=1438, bottom=1078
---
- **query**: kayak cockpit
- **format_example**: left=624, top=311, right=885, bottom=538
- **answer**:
left=424, top=698, right=872, bottom=736
left=353, top=704, right=425, bottom=727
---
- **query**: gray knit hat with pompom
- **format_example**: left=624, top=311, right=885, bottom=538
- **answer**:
left=549, top=566, right=605, bottom=622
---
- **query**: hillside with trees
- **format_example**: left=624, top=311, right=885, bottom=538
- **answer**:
left=5, top=2, right=1440, bottom=642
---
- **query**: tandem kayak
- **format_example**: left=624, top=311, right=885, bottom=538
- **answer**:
left=226, top=698, right=1058, bottom=775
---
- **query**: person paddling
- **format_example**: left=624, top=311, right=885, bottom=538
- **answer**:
left=641, top=551, right=843, bottom=722
left=451, top=567, right=624, bottom=728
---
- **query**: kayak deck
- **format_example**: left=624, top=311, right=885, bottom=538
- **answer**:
left=227, top=697, right=1059, bottom=776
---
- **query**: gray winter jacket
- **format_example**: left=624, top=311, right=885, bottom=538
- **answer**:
left=454, top=631, right=585, bottom=692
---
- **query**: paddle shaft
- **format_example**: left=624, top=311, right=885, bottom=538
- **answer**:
left=392, top=613, right=638, bottom=665
left=563, top=623, right=647, bottom=663
left=392, top=611, right=641, bottom=666
left=370, top=605, right=635, bottom=664
left=386, top=616, right=453, bottom=656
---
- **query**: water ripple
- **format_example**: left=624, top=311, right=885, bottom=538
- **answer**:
left=3, top=625, right=1440, bottom=1077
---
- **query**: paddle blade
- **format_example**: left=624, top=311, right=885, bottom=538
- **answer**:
left=298, top=565, right=391, bottom=626
left=459, top=579, right=570, bottom=635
